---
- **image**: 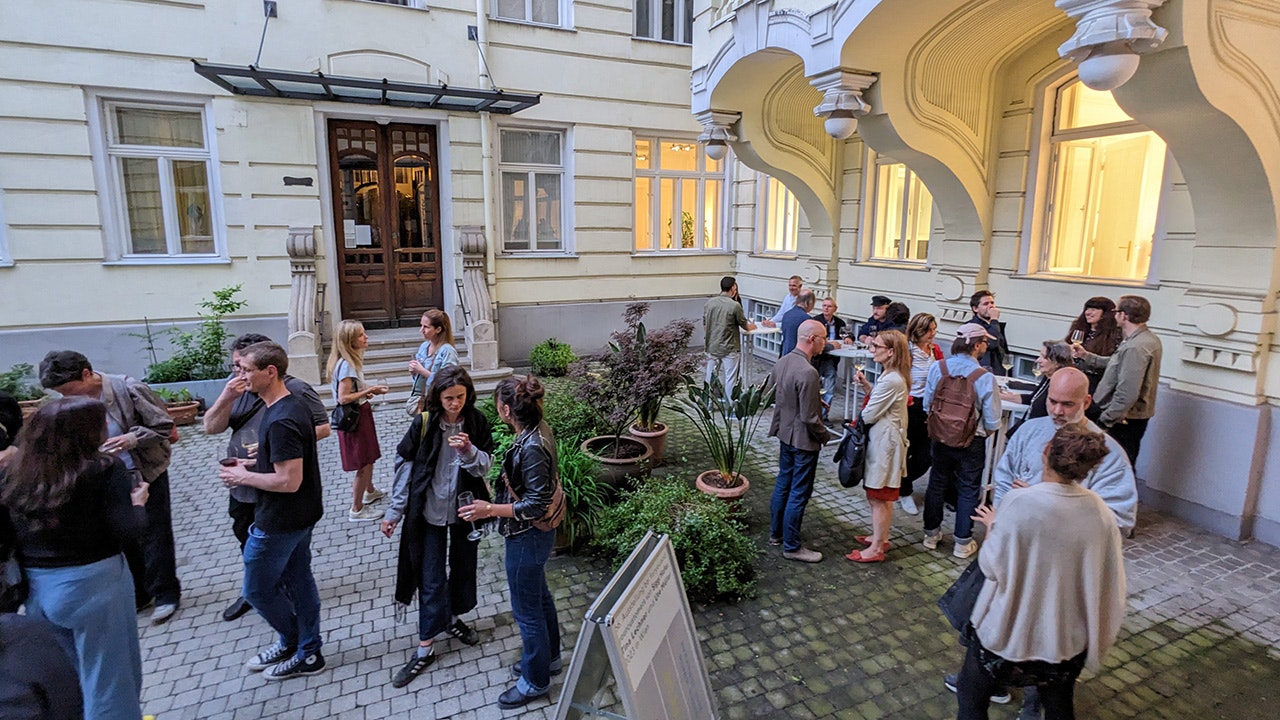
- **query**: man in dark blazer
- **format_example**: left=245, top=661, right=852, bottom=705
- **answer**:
left=768, top=319, right=832, bottom=562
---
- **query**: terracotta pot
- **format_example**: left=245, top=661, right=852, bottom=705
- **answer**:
left=695, top=469, right=750, bottom=513
left=166, top=401, right=200, bottom=427
left=19, top=399, right=42, bottom=420
left=628, top=422, right=668, bottom=466
left=581, top=435, right=653, bottom=494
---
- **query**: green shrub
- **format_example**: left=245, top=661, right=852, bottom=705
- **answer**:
left=529, top=338, right=576, bottom=378
left=556, top=439, right=606, bottom=550
left=543, top=381, right=605, bottom=446
left=141, top=285, right=247, bottom=383
left=0, top=363, right=45, bottom=402
left=593, top=476, right=758, bottom=603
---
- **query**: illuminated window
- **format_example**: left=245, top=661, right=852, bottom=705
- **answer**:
left=868, top=158, right=932, bottom=262
left=492, top=0, right=560, bottom=26
left=499, top=129, right=565, bottom=253
left=1043, top=79, right=1166, bottom=280
left=95, top=100, right=224, bottom=261
left=634, top=137, right=724, bottom=252
left=635, top=0, right=693, bottom=44
left=756, top=174, right=799, bottom=254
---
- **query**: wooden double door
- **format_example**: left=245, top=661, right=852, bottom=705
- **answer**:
left=329, top=120, right=443, bottom=328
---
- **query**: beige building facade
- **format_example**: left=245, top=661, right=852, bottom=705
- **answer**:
left=693, top=0, right=1280, bottom=545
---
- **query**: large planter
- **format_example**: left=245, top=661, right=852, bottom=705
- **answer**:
left=149, top=379, right=228, bottom=408
left=628, top=422, right=668, bottom=466
left=695, top=470, right=751, bottom=514
left=166, top=401, right=200, bottom=427
left=581, top=435, right=653, bottom=494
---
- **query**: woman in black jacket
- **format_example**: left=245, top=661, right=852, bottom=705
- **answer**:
left=459, top=376, right=560, bottom=710
left=1, top=397, right=149, bottom=720
left=381, top=366, right=494, bottom=689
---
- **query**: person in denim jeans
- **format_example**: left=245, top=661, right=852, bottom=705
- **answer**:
left=218, top=342, right=326, bottom=681
left=459, top=376, right=561, bottom=710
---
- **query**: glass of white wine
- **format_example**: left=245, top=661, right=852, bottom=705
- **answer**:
left=1070, top=330, right=1084, bottom=345
left=368, top=377, right=387, bottom=405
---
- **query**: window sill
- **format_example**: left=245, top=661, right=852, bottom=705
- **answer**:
left=855, top=259, right=931, bottom=271
left=500, top=251, right=578, bottom=259
left=488, top=17, right=575, bottom=33
left=103, top=256, right=232, bottom=267
left=632, top=249, right=730, bottom=257
left=340, top=0, right=428, bottom=10
left=1018, top=272, right=1156, bottom=289
left=631, top=36, right=692, bottom=48
left=748, top=251, right=798, bottom=259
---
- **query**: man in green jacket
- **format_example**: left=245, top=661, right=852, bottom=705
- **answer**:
left=703, top=276, right=756, bottom=390
left=1072, top=295, right=1162, bottom=466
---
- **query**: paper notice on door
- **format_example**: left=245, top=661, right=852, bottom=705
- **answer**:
left=354, top=224, right=373, bottom=247
left=343, top=219, right=357, bottom=249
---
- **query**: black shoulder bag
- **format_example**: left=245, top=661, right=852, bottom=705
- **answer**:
left=833, top=417, right=870, bottom=488
left=330, top=375, right=362, bottom=433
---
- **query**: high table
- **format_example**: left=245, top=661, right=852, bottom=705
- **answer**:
left=827, top=344, right=876, bottom=426
left=981, top=377, right=1033, bottom=502
left=740, top=325, right=782, bottom=373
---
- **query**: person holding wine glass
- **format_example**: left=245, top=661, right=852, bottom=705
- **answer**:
left=407, top=308, right=460, bottom=416
left=380, top=365, right=493, bottom=689
left=1065, top=297, right=1122, bottom=393
left=1000, top=341, right=1074, bottom=432
left=327, top=320, right=390, bottom=522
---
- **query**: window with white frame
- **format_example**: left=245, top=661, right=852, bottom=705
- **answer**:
left=749, top=301, right=782, bottom=355
left=98, top=100, right=222, bottom=259
left=358, top=0, right=427, bottom=7
left=0, top=187, right=10, bottom=267
left=867, top=156, right=932, bottom=263
left=635, top=0, right=693, bottom=44
left=1042, top=78, right=1167, bottom=280
left=634, top=137, right=724, bottom=252
left=492, top=0, right=560, bottom=25
left=499, top=128, right=565, bottom=252
left=756, top=174, right=799, bottom=254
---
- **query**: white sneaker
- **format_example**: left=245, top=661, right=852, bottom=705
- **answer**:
left=363, top=488, right=386, bottom=505
left=349, top=505, right=384, bottom=522
left=922, top=530, right=943, bottom=551
left=953, top=539, right=978, bottom=559
left=899, top=494, right=919, bottom=515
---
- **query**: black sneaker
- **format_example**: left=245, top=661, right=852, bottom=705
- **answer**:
left=944, top=673, right=1010, bottom=704
left=446, top=619, right=480, bottom=646
left=246, top=641, right=296, bottom=672
left=264, top=652, right=326, bottom=681
left=222, top=597, right=252, bottom=622
left=497, top=684, right=546, bottom=710
left=391, top=647, right=436, bottom=688
left=509, top=655, right=563, bottom=680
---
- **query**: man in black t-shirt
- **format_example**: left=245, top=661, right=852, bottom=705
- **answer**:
left=217, top=342, right=327, bottom=681
left=204, top=333, right=330, bottom=622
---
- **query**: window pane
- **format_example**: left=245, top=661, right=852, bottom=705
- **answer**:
left=659, top=177, right=675, bottom=249
left=173, top=160, right=214, bottom=254
left=635, top=176, right=653, bottom=250
left=659, top=140, right=697, bottom=171
left=502, top=171, right=530, bottom=250
left=703, top=179, right=721, bottom=249
left=762, top=176, right=798, bottom=253
left=635, top=0, right=651, bottom=37
left=704, top=147, right=721, bottom=174
left=635, top=138, right=652, bottom=170
left=905, top=175, right=932, bottom=262
left=661, top=0, right=676, bottom=41
left=114, top=106, right=204, bottom=148
left=534, top=173, right=562, bottom=250
left=532, top=0, right=558, bottom=24
left=121, top=158, right=166, bottom=254
left=873, top=163, right=906, bottom=259
left=1056, top=81, right=1133, bottom=131
left=500, top=130, right=560, bottom=165
left=679, top=178, right=696, bottom=248
left=1048, top=131, right=1165, bottom=279
left=683, top=0, right=692, bottom=42
left=495, top=0, right=524, bottom=20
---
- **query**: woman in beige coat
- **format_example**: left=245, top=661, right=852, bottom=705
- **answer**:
left=847, top=329, right=912, bottom=563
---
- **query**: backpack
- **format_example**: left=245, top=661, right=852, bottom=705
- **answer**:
left=926, top=358, right=988, bottom=448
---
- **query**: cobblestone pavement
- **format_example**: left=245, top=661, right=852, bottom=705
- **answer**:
left=144, top=378, right=1280, bottom=719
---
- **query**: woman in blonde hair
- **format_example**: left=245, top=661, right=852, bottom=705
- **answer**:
left=327, top=319, right=389, bottom=522
left=846, top=329, right=912, bottom=563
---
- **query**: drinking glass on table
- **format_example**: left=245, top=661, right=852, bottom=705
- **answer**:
left=457, top=491, right=484, bottom=542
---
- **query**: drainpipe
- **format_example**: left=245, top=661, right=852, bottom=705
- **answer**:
left=475, top=0, right=498, bottom=309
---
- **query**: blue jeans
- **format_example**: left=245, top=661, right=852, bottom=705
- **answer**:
left=418, top=522, right=479, bottom=641
left=924, top=440, right=985, bottom=543
left=26, top=554, right=142, bottom=720
left=505, top=528, right=560, bottom=696
left=816, top=357, right=839, bottom=415
left=243, top=524, right=323, bottom=658
left=770, top=443, right=821, bottom=552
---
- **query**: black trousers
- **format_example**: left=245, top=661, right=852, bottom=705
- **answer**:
left=1106, top=418, right=1149, bottom=467
left=956, top=638, right=1083, bottom=720
left=124, top=471, right=181, bottom=606
left=903, top=398, right=932, bottom=497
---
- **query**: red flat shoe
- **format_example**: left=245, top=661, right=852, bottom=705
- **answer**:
left=845, top=548, right=886, bottom=563
left=854, top=535, right=891, bottom=549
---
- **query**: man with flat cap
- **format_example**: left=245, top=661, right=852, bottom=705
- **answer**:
left=858, top=295, right=896, bottom=343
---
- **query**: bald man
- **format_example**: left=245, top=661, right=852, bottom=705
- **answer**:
left=768, top=319, right=833, bottom=562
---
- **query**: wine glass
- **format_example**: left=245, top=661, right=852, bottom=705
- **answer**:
left=457, top=491, right=483, bottom=541
left=1070, top=330, right=1084, bottom=345
left=1001, top=357, right=1014, bottom=376
left=368, top=377, right=387, bottom=405
left=239, top=428, right=258, bottom=459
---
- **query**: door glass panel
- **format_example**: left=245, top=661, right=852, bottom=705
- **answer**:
left=394, top=159, right=433, bottom=256
left=121, top=157, right=165, bottom=254
left=339, top=160, right=381, bottom=253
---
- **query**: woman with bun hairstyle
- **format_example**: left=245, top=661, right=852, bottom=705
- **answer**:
left=458, top=376, right=561, bottom=710
left=956, top=425, right=1127, bottom=719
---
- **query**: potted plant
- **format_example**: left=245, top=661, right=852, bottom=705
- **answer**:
left=0, top=363, right=46, bottom=418
left=669, top=374, right=776, bottom=506
left=137, top=285, right=247, bottom=403
left=152, top=387, right=200, bottom=426
left=528, top=338, right=577, bottom=378
left=574, top=303, right=696, bottom=487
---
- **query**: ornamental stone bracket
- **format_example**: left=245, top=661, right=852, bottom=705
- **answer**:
left=1180, top=342, right=1258, bottom=373
left=695, top=110, right=740, bottom=160
left=1056, top=0, right=1169, bottom=90
left=286, top=226, right=322, bottom=385
left=809, top=69, right=877, bottom=140
left=457, top=226, right=498, bottom=373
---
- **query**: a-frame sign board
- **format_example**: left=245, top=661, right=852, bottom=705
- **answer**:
left=553, top=531, right=719, bottom=720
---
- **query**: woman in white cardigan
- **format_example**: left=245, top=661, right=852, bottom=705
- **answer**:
left=846, top=329, right=911, bottom=563
left=957, top=425, right=1126, bottom=720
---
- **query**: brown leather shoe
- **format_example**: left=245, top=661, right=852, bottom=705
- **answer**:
left=782, top=547, right=823, bottom=563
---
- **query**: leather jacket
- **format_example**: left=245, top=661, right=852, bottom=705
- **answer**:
left=497, top=420, right=557, bottom=537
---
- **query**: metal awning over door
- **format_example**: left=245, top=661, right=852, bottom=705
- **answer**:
left=193, top=61, right=540, bottom=114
